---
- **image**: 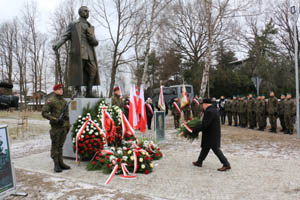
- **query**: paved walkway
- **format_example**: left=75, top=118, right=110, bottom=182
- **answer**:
left=12, top=125, right=300, bottom=200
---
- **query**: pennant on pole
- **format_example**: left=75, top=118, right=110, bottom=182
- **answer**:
left=138, top=85, right=147, bottom=133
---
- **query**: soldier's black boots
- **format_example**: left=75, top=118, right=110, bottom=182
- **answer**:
left=59, top=157, right=71, bottom=170
left=59, top=161, right=71, bottom=170
left=54, top=161, right=62, bottom=173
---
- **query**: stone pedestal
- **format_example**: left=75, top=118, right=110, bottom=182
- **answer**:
left=63, top=98, right=110, bottom=159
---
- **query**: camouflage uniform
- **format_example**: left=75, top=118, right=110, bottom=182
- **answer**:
left=191, top=98, right=201, bottom=118
left=238, top=99, right=243, bottom=127
left=182, top=103, right=191, bottom=121
left=224, top=99, right=232, bottom=125
left=278, top=98, right=286, bottom=132
left=111, top=94, right=122, bottom=108
left=172, top=101, right=181, bottom=128
left=241, top=98, right=248, bottom=127
left=256, top=98, right=266, bottom=130
left=267, top=96, right=278, bottom=132
left=42, top=93, right=70, bottom=170
left=284, top=97, right=295, bottom=134
left=231, top=98, right=238, bottom=126
left=247, top=97, right=256, bottom=129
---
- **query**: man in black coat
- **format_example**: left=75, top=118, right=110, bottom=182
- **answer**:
left=145, top=98, right=155, bottom=130
left=192, top=98, right=231, bottom=171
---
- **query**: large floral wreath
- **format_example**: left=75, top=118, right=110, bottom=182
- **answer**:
left=71, top=99, right=163, bottom=183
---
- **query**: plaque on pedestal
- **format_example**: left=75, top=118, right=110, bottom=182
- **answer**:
left=154, top=111, right=165, bottom=143
left=63, top=98, right=110, bottom=159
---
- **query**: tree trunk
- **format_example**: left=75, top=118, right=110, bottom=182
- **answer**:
left=199, top=0, right=212, bottom=98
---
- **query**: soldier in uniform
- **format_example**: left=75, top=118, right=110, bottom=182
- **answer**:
left=191, top=96, right=201, bottom=118
left=182, top=102, right=191, bottom=121
left=241, top=96, right=248, bottom=128
left=123, top=97, right=130, bottom=119
left=111, top=86, right=122, bottom=107
left=42, top=84, right=71, bottom=173
left=231, top=96, right=238, bottom=126
left=224, top=98, right=232, bottom=126
left=219, top=96, right=226, bottom=124
left=278, top=94, right=286, bottom=132
left=256, top=95, right=266, bottom=131
left=172, top=98, right=181, bottom=128
left=247, top=94, right=256, bottom=129
left=261, top=94, right=267, bottom=129
left=267, top=91, right=278, bottom=133
left=238, top=97, right=243, bottom=127
left=284, top=93, right=295, bottom=134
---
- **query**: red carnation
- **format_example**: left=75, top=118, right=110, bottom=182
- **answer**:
left=98, top=153, right=103, bottom=157
left=136, top=152, right=140, bottom=157
left=88, top=144, right=92, bottom=147
left=92, top=161, right=96, bottom=165
left=105, top=155, right=109, bottom=159
left=90, top=139, right=94, bottom=143
left=85, top=140, right=89, bottom=144
left=155, top=153, right=159, bottom=157
left=86, top=135, right=90, bottom=139
left=84, top=147, right=88, bottom=151
left=157, top=148, right=160, bottom=151
left=145, top=170, right=149, bottom=174
left=93, top=143, right=97, bottom=146
left=117, top=158, right=122, bottom=163
left=89, top=147, right=93, bottom=151
left=80, top=150, right=84, bottom=154
left=145, top=156, right=149, bottom=161
left=107, top=164, right=111, bottom=168
left=97, top=138, right=101, bottom=142
left=150, top=157, right=153, bottom=161
left=80, top=138, right=84, bottom=142
left=94, top=148, right=98, bottom=152
left=160, top=153, right=163, bottom=157
left=127, top=147, right=130, bottom=150
left=92, top=135, right=95, bottom=138
left=95, top=156, right=99, bottom=160
left=100, top=158, right=105, bottom=163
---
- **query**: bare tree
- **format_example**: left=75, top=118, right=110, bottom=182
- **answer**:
left=136, top=0, right=172, bottom=86
left=92, top=0, right=139, bottom=97
left=22, top=1, right=48, bottom=107
left=50, top=0, right=78, bottom=93
left=0, top=21, right=15, bottom=84
left=12, top=18, right=29, bottom=104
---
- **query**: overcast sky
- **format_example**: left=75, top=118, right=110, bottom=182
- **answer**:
left=0, top=0, right=66, bottom=32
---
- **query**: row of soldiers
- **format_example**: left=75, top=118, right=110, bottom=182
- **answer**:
left=223, top=92, right=295, bottom=135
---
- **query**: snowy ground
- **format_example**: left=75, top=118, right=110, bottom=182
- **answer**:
left=1, top=112, right=300, bottom=200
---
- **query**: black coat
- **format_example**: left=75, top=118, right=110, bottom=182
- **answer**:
left=145, top=103, right=154, bottom=118
left=194, top=105, right=221, bottom=148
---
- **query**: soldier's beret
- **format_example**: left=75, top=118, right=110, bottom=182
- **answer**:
left=53, top=84, right=62, bottom=91
left=113, top=86, right=120, bottom=91
left=203, top=98, right=211, bottom=104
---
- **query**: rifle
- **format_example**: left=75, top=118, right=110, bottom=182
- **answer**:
left=57, top=90, right=79, bottom=124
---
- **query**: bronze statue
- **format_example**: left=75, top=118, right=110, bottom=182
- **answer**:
left=52, top=6, right=100, bottom=98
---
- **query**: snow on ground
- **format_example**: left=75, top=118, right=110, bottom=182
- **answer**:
left=2, top=115, right=300, bottom=199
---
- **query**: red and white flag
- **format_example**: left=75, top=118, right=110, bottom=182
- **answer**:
left=158, top=85, right=165, bottom=111
left=129, top=85, right=138, bottom=129
left=137, top=85, right=147, bottom=133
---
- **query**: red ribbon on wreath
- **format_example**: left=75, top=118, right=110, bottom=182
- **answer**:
left=75, top=116, right=106, bottom=163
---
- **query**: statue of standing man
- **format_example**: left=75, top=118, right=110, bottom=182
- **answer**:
left=52, top=6, right=100, bottom=98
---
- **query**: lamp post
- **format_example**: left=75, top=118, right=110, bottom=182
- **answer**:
left=291, top=5, right=300, bottom=139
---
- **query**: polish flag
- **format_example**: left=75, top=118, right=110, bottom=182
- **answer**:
left=129, top=85, right=138, bottom=128
left=137, top=85, right=147, bottom=133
